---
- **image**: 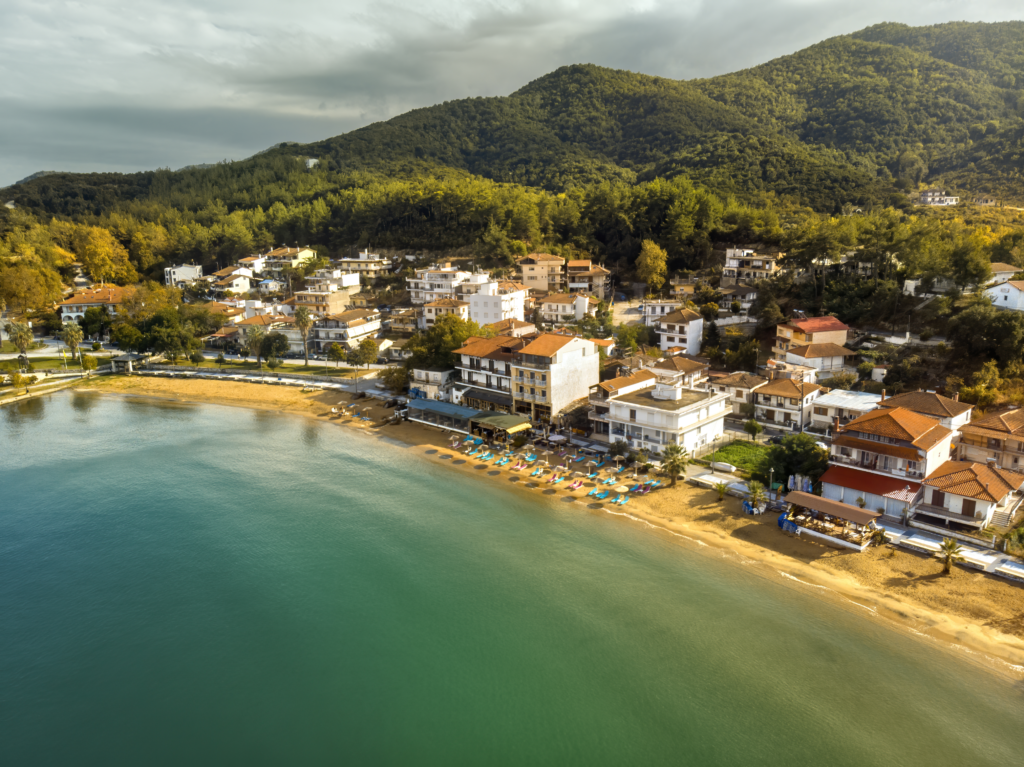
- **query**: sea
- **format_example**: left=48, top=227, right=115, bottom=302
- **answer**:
left=2, top=391, right=1023, bottom=766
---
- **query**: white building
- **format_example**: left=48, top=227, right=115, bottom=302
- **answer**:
left=420, top=298, right=470, bottom=330
left=337, top=249, right=390, bottom=280
left=656, top=308, right=703, bottom=355
left=784, top=343, right=856, bottom=376
left=511, top=334, right=600, bottom=422
left=164, top=263, right=203, bottom=287
left=407, top=265, right=472, bottom=304
left=238, top=254, right=267, bottom=273
left=312, top=309, right=382, bottom=351
left=987, top=279, right=1024, bottom=310
left=808, top=390, right=882, bottom=433
left=590, top=374, right=730, bottom=455
left=537, top=293, right=598, bottom=324
left=722, top=249, right=782, bottom=285
left=258, top=279, right=284, bottom=295
left=410, top=367, right=456, bottom=401
left=918, top=189, right=960, bottom=206
left=57, top=286, right=125, bottom=323
left=821, top=406, right=954, bottom=518
left=640, top=300, right=680, bottom=326
left=711, top=372, right=769, bottom=415
left=917, top=462, right=1024, bottom=529
left=212, top=274, right=251, bottom=295
left=751, top=377, right=823, bottom=431
left=988, top=262, right=1019, bottom=285
left=650, top=355, right=710, bottom=390
left=468, top=281, right=527, bottom=327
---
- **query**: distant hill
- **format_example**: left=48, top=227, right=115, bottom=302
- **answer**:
left=7, top=20, right=1024, bottom=214
left=15, top=171, right=59, bottom=185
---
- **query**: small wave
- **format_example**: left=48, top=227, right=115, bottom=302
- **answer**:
left=779, top=572, right=828, bottom=589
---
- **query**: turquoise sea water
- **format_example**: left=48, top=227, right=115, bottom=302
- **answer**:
left=2, top=392, right=1023, bottom=766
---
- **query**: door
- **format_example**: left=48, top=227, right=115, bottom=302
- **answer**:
left=961, top=499, right=976, bottom=518
left=931, top=490, right=945, bottom=508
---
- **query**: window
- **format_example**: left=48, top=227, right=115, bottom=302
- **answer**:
left=813, top=407, right=828, bottom=416
left=629, top=409, right=637, bottom=422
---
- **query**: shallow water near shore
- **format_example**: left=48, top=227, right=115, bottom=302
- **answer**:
left=2, top=392, right=1023, bottom=766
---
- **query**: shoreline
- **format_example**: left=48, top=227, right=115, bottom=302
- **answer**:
left=60, top=376, right=1024, bottom=680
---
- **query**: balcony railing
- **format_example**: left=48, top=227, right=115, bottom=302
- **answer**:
left=829, top=454, right=924, bottom=479
left=588, top=411, right=609, bottom=422
left=913, top=503, right=984, bottom=526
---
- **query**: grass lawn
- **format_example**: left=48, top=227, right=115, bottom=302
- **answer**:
left=705, top=440, right=769, bottom=472
left=2, top=356, right=85, bottom=370
left=169, top=358, right=370, bottom=378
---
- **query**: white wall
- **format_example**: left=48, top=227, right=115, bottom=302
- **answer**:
left=550, top=340, right=600, bottom=414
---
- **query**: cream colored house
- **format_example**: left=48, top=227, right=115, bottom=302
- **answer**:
left=518, top=254, right=566, bottom=292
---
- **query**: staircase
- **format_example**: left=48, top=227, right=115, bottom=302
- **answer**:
left=990, top=506, right=1015, bottom=528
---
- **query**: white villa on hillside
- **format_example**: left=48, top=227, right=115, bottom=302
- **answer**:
left=656, top=308, right=703, bottom=355
left=751, top=378, right=822, bottom=431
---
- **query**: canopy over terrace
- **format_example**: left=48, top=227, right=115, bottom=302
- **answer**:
left=406, top=400, right=480, bottom=434
left=782, top=491, right=881, bottom=551
left=471, top=412, right=533, bottom=442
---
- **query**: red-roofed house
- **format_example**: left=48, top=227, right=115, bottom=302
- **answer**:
left=58, top=286, right=126, bottom=323
left=772, top=316, right=849, bottom=361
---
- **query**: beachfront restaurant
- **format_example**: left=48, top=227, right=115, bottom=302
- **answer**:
left=780, top=491, right=881, bottom=552
left=471, top=412, right=533, bottom=443
left=406, top=400, right=479, bottom=434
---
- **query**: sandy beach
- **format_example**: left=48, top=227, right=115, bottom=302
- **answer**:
left=61, top=375, right=1024, bottom=677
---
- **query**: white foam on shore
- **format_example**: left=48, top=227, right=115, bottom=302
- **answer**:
left=779, top=571, right=828, bottom=589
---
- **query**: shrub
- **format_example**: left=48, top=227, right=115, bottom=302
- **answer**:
left=266, top=357, right=281, bottom=370
left=189, top=350, right=205, bottom=365
left=81, top=355, right=98, bottom=371
left=91, top=341, right=102, bottom=351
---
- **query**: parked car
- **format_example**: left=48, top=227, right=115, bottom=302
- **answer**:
left=768, top=435, right=784, bottom=445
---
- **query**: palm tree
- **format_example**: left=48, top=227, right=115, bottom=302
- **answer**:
left=245, top=326, right=265, bottom=373
left=60, top=322, right=84, bottom=363
left=937, top=537, right=965, bottom=575
left=747, top=480, right=768, bottom=510
left=868, top=526, right=888, bottom=548
left=713, top=481, right=728, bottom=502
left=660, top=444, right=690, bottom=486
left=293, top=306, right=314, bottom=366
left=5, top=320, right=32, bottom=356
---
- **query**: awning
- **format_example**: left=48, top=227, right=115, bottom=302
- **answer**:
left=461, top=387, right=513, bottom=408
left=784, top=491, right=881, bottom=526
left=472, top=412, right=533, bottom=433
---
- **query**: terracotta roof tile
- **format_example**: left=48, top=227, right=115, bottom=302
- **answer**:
left=832, top=435, right=923, bottom=461
left=989, top=262, right=1018, bottom=273
left=786, top=343, right=855, bottom=359
left=716, top=372, right=768, bottom=389
left=654, top=356, right=707, bottom=374
left=923, top=461, right=1024, bottom=502
left=960, top=408, right=1024, bottom=437
left=878, top=390, right=972, bottom=418
left=517, top=333, right=582, bottom=357
left=59, top=286, right=126, bottom=307
left=782, top=316, right=849, bottom=334
left=659, top=308, right=702, bottom=324
left=597, top=370, right=656, bottom=393
left=841, top=406, right=952, bottom=450
left=756, top=378, right=822, bottom=398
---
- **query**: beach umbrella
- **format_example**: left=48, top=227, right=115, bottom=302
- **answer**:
left=615, top=485, right=630, bottom=493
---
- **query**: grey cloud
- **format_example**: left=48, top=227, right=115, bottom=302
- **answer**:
left=2, top=0, right=1023, bottom=187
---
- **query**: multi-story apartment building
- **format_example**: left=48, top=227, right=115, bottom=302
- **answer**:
left=420, top=298, right=469, bottom=329
left=510, top=334, right=600, bottom=422
left=772, top=316, right=849, bottom=361
left=294, top=269, right=360, bottom=316
left=164, top=263, right=203, bottom=287
left=656, top=308, right=703, bottom=355
left=957, top=408, right=1024, bottom=471
left=518, top=254, right=565, bottom=293
left=589, top=374, right=730, bottom=455
left=722, top=248, right=782, bottom=286
left=387, top=307, right=421, bottom=334
left=263, top=246, right=317, bottom=275
left=336, top=249, right=390, bottom=279
left=650, top=355, right=709, bottom=390
left=751, top=378, right=822, bottom=431
left=719, top=284, right=759, bottom=312
left=410, top=367, right=456, bottom=401
left=538, top=293, right=599, bottom=324
left=640, top=300, right=681, bottom=326
left=821, top=407, right=954, bottom=518
left=468, top=280, right=527, bottom=326
left=406, top=265, right=472, bottom=304
left=451, top=335, right=525, bottom=413
left=312, top=309, right=382, bottom=352
left=565, top=260, right=611, bottom=299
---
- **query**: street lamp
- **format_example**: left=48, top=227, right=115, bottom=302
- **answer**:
left=770, top=468, right=775, bottom=502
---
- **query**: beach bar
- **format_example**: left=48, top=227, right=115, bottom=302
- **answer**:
left=406, top=400, right=479, bottom=434
left=781, top=491, right=880, bottom=551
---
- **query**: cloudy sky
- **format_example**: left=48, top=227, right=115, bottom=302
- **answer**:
left=1, top=0, right=1021, bottom=187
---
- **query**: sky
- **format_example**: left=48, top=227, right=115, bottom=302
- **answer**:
left=1, top=0, right=1022, bottom=188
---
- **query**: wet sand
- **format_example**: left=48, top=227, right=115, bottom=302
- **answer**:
left=71, top=375, right=1024, bottom=677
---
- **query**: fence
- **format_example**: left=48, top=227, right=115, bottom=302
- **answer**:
left=908, top=518, right=998, bottom=549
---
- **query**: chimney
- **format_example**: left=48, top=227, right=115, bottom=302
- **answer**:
left=833, top=416, right=840, bottom=436
left=953, top=392, right=959, bottom=402
left=880, top=389, right=885, bottom=401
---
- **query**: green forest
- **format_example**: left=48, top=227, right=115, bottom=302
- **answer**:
left=7, top=20, right=1024, bottom=398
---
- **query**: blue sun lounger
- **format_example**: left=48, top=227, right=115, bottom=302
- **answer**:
left=595, top=491, right=610, bottom=500
left=552, top=476, right=565, bottom=485
left=617, top=495, right=630, bottom=506
left=587, top=487, right=600, bottom=496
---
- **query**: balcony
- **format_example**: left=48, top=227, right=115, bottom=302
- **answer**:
left=829, top=454, right=924, bottom=479
left=913, top=503, right=985, bottom=527
left=515, top=392, right=547, bottom=403
left=588, top=410, right=610, bottom=422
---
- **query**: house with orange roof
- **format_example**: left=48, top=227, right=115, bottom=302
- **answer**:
left=511, top=333, right=600, bottom=422
left=751, top=377, right=823, bottom=431
left=486, top=318, right=536, bottom=337
left=957, top=408, right=1024, bottom=471
left=656, top=308, right=703, bottom=356
left=451, top=335, right=528, bottom=412
left=784, top=342, right=857, bottom=375
left=517, top=253, right=566, bottom=292
left=565, top=259, right=611, bottom=299
left=772, top=316, right=849, bottom=361
left=876, top=389, right=973, bottom=431
left=821, top=406, right=955, bottom=517
left=537, top=293, right=599, bottom=325
left=58, top=286, right=127, bottom=323
left=988, top=262, right=1019, bottom=285
left=312, top=309, right=382, bottom=351
left=915, top=461, right=1024, bottom=529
